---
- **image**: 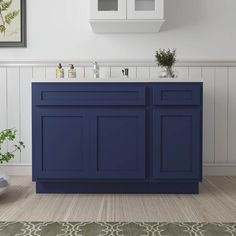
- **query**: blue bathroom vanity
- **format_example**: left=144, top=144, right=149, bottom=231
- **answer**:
left=32, top=80, right=203, bottom=194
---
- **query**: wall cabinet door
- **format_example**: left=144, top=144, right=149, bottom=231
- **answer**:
left=90, top=109, right=146, bottom=179
left=152, top=109, right=202, bottom=180
left=127, top=0, right=164, bottom=19
left=90, top=0, right=127, bottom=20
left=33, top=108, right=91, bottom=179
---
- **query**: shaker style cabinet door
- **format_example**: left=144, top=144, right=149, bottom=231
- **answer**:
left=152, top=109, right=202, bottom=180
left=90, top=0, right=126, bottom=19
left=90, top=109, right=146, bottom=179
left=127, top=0, right=164, bottom=19
left=33, top=109, right=91, bottom=180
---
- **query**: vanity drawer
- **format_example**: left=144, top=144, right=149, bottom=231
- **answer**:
left=33, top=83, right=146, bottom=106
left=153, top=84, right=202, bottom=106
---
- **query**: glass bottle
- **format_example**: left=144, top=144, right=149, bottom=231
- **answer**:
left=68, top=64, right=77, bottom=78
left=56, top=63, right=64, bottom=79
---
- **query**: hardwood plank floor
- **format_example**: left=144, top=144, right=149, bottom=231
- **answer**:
left=0, top=176, right=236, bottom=222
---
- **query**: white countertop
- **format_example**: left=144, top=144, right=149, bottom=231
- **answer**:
left=32, top=78, right=204, bottom=83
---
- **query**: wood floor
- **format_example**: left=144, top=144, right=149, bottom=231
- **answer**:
left=0, top=176, right=236, bottom=222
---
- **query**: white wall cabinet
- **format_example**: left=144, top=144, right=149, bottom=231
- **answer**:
left=90, top=0, right=165, bottom=33
left=91, top=0, right=126, bottom=20
left=127, top=0, right=163, bottom=20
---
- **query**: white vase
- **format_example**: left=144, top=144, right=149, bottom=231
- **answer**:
left=0, top=171, right=9, bottom=195
left=159, top=67, right=177, bottom=78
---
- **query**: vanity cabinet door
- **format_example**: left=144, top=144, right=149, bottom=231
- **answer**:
left=127, top=0, right=164, bottom=19
left=90, top=0, right=127, bottom=20
left=90, top=109, right=146, bottom=179
left=33, top=108, right=91, bottom=180
left=152, top=109, right=202, bottom=180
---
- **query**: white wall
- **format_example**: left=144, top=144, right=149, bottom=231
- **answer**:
left=0, top=0, right=236, bottom=60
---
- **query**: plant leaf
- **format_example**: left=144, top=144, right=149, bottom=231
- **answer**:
left=0, top=0, right=12, bottom=11
left=5, top=10, right=19, bottom=24
left=0, top=128, right=25, bottom=164
left=0, top=24, right=5, bottom=33
left=155, top=49, right=176, bottom=68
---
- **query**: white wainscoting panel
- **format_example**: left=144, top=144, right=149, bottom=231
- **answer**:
left=214, top=68, right=228, bottom=163
left=0, top=68, right=7, bottom=154
left=202, top=67, right=215, bottom=163
left=137, top=67, right=150, bottom=79
left=20, top=67, right=33, bottom=164
left=228, top=67, right=236, bottom=163
left=33, top=67, right=46, bottom=79
left=99, top=67, right=111, bottom=78
left=188, top=67, right=202, bottom=81
left=75, top=67, right=85, bottom=79
left=0, top=68, right=7, bottom=131
left=0, top=60, right=236, bottom=176
left=150, top=67, right=162, bottom=79
left=46, top=67, right=56, bottom=79
left=7, top=67, right=20, bottom=164
left=176, top=67, right=189, bottom=79
left=85, top=67, right=94, bottom=78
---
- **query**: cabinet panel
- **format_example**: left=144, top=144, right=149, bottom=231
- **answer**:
left=91, top=109, right=146, bottom=179
left=127, top=0, right=164, bottom=19
left=33, top=109, right=90, bottom=179
left=33, top=83, right=146, bottom=106
left=153, top=84, right=202, bottom=106
left=90, top=0, right=126, bottom=20
left=152, top=109, right=202, bottom=180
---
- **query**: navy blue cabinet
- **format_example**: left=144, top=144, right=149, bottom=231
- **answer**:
left=90, top=109, right=145, bottom=179
left=152, top=108, right=201, bottom=180
left=32, top=82, right=203, bottom=194
left=33, top=109, right=91, bottom=179
left=33, top=108, right=145, bottom=180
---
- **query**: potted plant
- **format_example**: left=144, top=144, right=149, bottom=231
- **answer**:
left=155, top=48, right=177, bottom=78
left=0, top=129, right=25, bottom=194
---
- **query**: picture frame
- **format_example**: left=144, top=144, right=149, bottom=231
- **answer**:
left=0, top=0, right=27, bottom=47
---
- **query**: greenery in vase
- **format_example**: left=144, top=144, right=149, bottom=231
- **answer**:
left=0, top=0, right=20, bottom=34
left=0, top=129, right=25, bottom=164
left=155, top=48, right=177, bottom=68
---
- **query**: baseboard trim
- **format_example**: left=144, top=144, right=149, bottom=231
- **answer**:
left=1, top=164, right=236, bottom=176
left=0, top=164, right=32, bottom=176
left=203, top=163, right=236, bottom=176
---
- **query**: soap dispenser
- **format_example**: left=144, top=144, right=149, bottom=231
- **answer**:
left=56, top=63, right=64, bottom=79
left=68, top=64, right=76, bottom=78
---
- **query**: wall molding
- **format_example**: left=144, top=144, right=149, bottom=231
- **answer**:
left=1, top=59, right=236, bottom=67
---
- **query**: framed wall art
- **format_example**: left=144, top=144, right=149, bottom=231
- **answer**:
left=0, top=0, right=26, bottom=47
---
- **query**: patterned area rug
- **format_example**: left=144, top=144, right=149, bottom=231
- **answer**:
left=0, top=222, right=235, bottom=236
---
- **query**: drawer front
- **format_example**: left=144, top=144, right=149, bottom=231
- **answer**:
left=33, top=83, right=146, bottom=106
left=153, top=84, right=202, bottom=106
